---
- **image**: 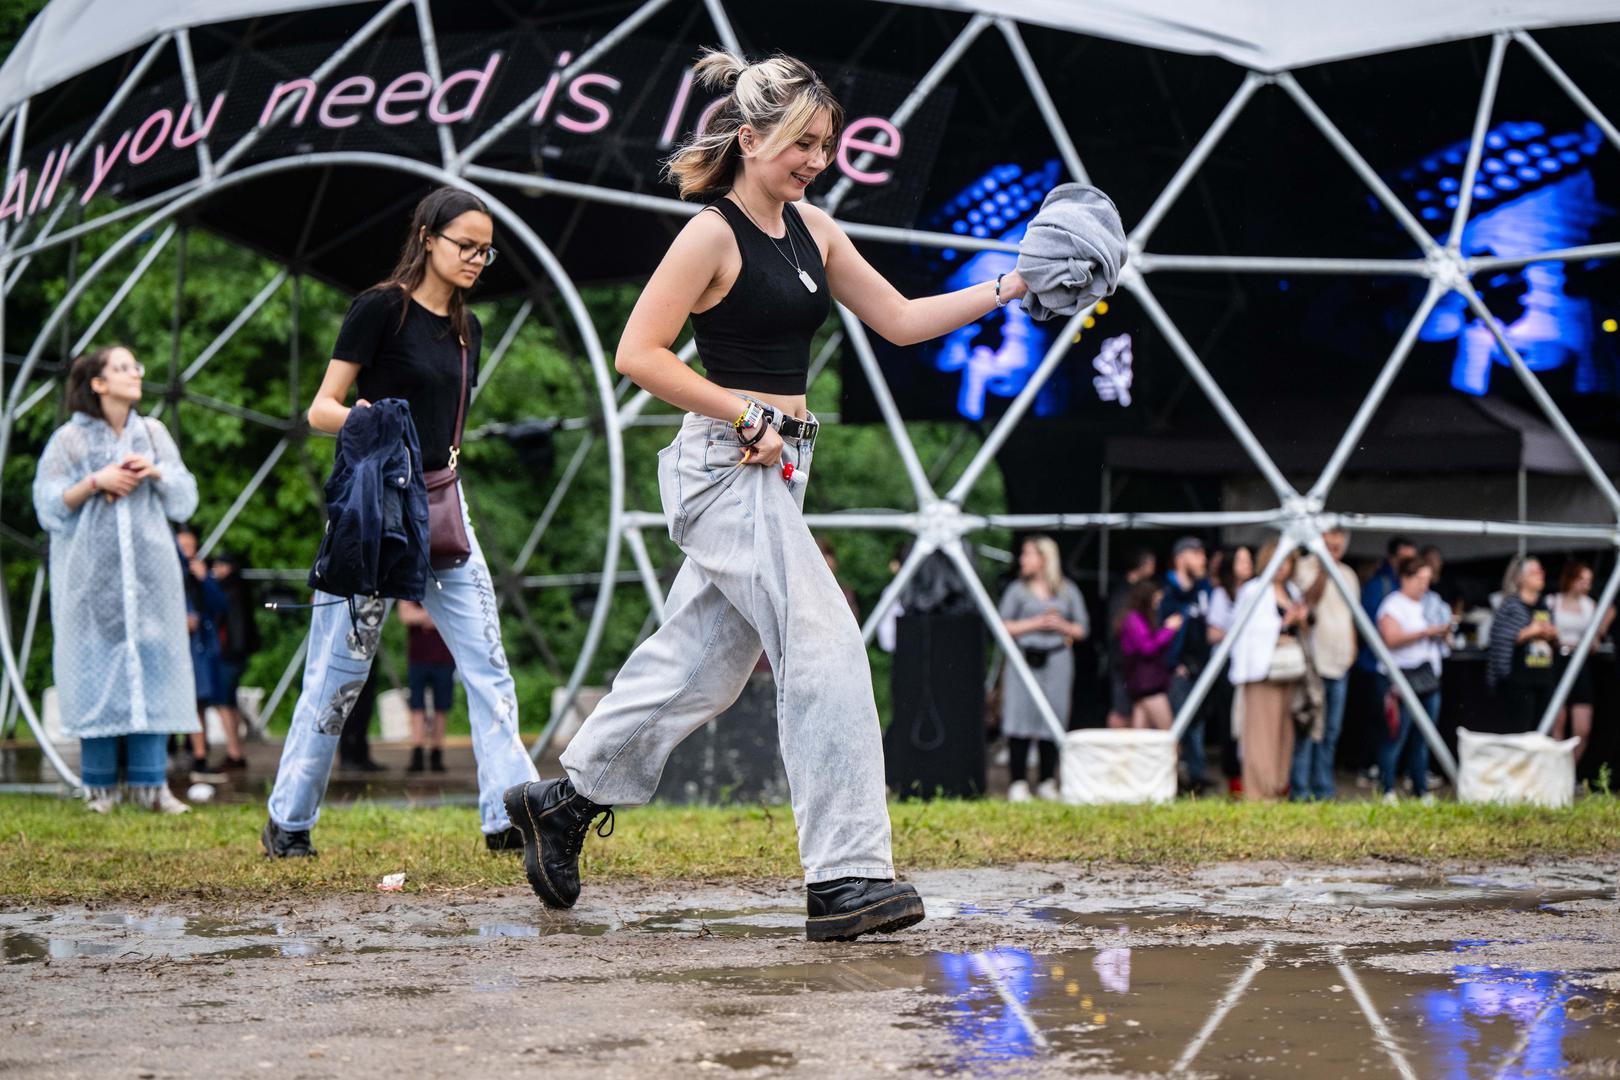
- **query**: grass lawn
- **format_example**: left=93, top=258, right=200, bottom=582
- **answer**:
left=1, top=794, right=1617, bottom=904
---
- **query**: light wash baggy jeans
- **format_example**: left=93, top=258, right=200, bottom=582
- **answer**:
left=267, top=486, right=539, bottom=834
left=559, top=411, right=896, bottom=885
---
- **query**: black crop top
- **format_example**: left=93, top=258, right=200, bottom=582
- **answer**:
left=333, top=287, right=482, bottom=472
left=690, top=199, right=829, bottom=395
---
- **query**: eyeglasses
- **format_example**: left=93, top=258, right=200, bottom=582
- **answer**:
left=107, top=361, right=145, bottom=377
left=433, top=233, right=498, bottom=267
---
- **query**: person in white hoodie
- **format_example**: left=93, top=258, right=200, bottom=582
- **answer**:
left=1227, top=539, right=1309, bottom=801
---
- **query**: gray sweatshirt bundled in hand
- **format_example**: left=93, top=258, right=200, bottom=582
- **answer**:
left=1014, top=183, right=1129, bottom=322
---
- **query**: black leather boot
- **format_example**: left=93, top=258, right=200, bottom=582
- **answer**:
left=429, top=747, right=446, bottom=774
left=261, top=818, right=317, bottom=858
left=805, top=878, right=926, bottom=942
left=503, top=779, right=613, bottom=909
left=484, top=826, right=523, bottom=853
left=407, top=747, right=425, bottom=774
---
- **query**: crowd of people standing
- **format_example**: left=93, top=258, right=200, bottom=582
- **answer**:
left=996, top=529, right=1615, bottom=803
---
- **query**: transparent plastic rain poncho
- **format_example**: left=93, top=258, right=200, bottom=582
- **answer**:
left=31, top=411, right=202, bottom=738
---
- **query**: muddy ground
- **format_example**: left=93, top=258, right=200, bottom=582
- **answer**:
left=3, top=859, right=1618, bottom=1078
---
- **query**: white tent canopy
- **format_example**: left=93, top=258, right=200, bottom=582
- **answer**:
left=2, top=0, right=1618, bottom=115
left=900, top=0, right=1620, bottom=70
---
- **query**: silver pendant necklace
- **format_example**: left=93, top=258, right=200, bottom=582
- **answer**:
left=731, top=193, right=818, bottom=294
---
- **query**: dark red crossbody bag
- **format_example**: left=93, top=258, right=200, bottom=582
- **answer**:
left=421, top=343, right=471, bottom=570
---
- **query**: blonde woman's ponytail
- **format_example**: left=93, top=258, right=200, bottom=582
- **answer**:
left=692, top=47, right=747, bottom=92
left=663, top=48, right=844, bottom=201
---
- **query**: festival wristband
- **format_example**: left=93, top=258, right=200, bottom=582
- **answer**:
left=737, top=404, right=775, bottom=446
left=732, top=401, right=762, bottom=433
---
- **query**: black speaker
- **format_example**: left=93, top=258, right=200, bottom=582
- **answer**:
left=885, top=613, right=987, bottom=799
left=653, top=671, right=790, bottom=805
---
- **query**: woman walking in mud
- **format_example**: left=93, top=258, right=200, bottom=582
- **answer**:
left=506, top=49, right=1031, bottom=942
left=262, top=186, right=539, bottom=857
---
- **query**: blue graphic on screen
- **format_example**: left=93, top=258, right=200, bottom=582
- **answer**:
left=922, top=162, right=1071, bottom=420
left=1391, top=121, right=1617, bottom=396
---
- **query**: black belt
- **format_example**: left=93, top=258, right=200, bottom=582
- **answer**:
left=774, top=412, right=819, bottom=448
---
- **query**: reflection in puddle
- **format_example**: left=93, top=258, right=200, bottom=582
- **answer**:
left=661, top=941, right=1620, bottom=1077
left=3, top=932, right=123, bottom=962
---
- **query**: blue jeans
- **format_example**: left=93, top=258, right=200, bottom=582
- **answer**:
left=81, top=733, right=168, bottom=788
left=1169, top=671, right=1206, bottom=784
left=561, top=412, right=893, bottom=884
left=1379, top=688, right=1436, bottom=795
left=1290, top=674, right=1348, bottom=800
left=268, top=505, right=538, bottom=834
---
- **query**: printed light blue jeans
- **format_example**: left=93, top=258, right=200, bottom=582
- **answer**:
left=560, top=411, right=895, bottom=884
left=268, top=493, right=538, bottom=834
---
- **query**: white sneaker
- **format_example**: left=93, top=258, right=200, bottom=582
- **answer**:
left=1381, top=790, right=1400, bottom=806
left=130, top=785, right=191, bottom=814
left=1418, top=793, right=1437, bottom=807
left=1007, top=780, right=1033, bottom=803
left=1035, top=779, right=1061, bottom=802
left=84, top=786, right=120, bottom=814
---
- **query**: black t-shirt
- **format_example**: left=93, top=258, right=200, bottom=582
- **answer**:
left=333, top=287, right=482, bottom=471
left=1511, top=596, right=1558, bottom=687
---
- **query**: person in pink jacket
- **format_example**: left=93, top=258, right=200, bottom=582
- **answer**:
left=1115, top=578, right=1184, bottom=730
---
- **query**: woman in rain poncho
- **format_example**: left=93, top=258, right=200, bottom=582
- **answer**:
left=32, top=345, right=199, bottom=812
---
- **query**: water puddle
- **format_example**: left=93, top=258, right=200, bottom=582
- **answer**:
left=626, top=907, right=803, bottom=939
left=1302, top=882, right=1613, bottom=912
left=0, top=913, right=326, bottom=964
left=201, top=941, right=329, bottom=960
left=699, top=1049, right=795, bottom=1070
left=422, top=919, right=614, bottom=939
left=656, top=941, right=1620, bottom=1076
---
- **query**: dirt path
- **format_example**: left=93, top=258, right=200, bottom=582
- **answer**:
left=3, top=859, right=1618, bottom=1078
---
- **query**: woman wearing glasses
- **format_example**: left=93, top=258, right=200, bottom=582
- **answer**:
left=33, top=346, right=199, bottom=813
left=262, top=186, right=540, bottom=857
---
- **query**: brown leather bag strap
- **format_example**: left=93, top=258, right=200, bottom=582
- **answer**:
left=449, top=342, right=468, bottom=469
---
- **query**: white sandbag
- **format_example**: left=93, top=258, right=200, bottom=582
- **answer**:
left=1456, top=727, right=1578, bottom=808
left=236, top=685, right=266, bottom=733
left=376, top=687, right=412, bottom=743
left=42, top=685, right=66, bottom=744
left=548, top=686, right=609, bottom=750
left=202, top=705, right=225, bottom=745
left=1060, top=728, right=1178, bottom=805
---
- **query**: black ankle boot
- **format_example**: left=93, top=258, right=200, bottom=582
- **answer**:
left=503, top=779, right=613, bottom=909
left=804, top=878, right=926, bottom=942
left=484, top=826, right=523, bottom=853
left=429, top=748, right=446, bottom=774
left=407, top=747, right=425, bottom=774
left=260, top=818, right=317, bottom=858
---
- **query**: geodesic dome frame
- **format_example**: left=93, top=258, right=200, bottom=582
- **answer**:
left=2, top=0, right=1618, bottom=791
